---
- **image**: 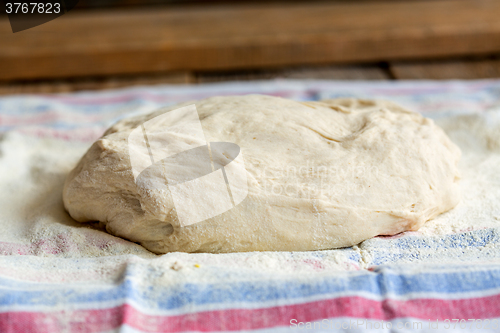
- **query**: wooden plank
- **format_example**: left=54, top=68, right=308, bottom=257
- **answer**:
left=197, top=65, right=390, bottom=83
left=0, top=65, right=388, bottom=95
left=196, top=70, right=280, bottom=83
left=0, top=72, right=193, bottom=95
left=75, top=0, right=178, bottom=8
left=2, top=0, right=500, bottom=81
left=281, top=65, right=390, bottom=81
left=390, top=58, right=500, bottom=80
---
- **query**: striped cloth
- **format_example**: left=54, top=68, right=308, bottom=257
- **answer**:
left=1, top=80, right=500, bottom=333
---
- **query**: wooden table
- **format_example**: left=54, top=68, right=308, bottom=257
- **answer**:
left=1, top=0, right=500, bottom=95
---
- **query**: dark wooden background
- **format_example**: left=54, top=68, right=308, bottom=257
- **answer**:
left=1, top=0, right=500, bottom=95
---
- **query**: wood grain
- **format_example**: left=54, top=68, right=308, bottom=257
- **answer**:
left=197, top=65, right=390, bottom=83
left=281, top=65, right=390, bottom=81
left=390, top=58, right=500, bottom=80
left=2, top=0, right=500, bottom=81
left=0, top=64, right=389, bottom=95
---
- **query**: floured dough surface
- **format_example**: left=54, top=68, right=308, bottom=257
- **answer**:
left=63, top=95, right=461, bottom=253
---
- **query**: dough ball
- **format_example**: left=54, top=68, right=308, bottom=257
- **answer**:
left=63, top=95, right=461, bottom=253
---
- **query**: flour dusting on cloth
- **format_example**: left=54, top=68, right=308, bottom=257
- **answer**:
left=1, top=80, right=500, bottom=332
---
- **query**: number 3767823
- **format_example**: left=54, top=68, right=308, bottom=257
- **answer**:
left=5, top=3, right=61, bottom=14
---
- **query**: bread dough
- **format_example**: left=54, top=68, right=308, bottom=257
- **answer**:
left=63, top=95, right=461, bottom=253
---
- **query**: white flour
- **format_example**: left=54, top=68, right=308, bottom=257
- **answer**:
left=0, top=111, right=499, bottom=282
left=420, top=112, right=500, bottom=235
